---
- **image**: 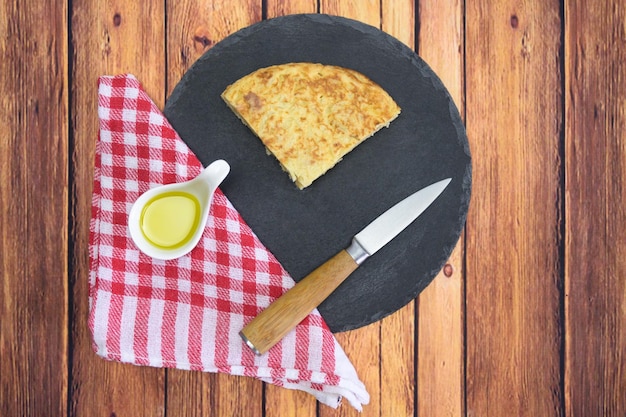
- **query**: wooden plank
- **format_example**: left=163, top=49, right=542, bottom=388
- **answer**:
left=317, top=3, right=382, bottom=417
left=166, top=372, right=264, bottom=417
left=379, top=2, right=417, bottom=417
left=265, top=386, right=318, bottom=417
left=320, top=0, right=379, bottom=28
left=564, top=1, right=626, bottom=415
left=323, top=329, right=381, bottom=417
left=264, top=1, right=318, bottom=415
left=0, top=0, right=69, bottom=416
left=266, top=0, right=317, bottom=18
left=166, top=0, right=262, bottom=97
left=465, top=1, right=564, bottom=416
left=69, top=1, right=167, bottom=415
left=164, top=2, right=264, bottom=416
left=415, top=1, right=465, bottom=416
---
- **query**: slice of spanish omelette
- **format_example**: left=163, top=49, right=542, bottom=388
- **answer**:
left=221, top=62, right=401, bottom=189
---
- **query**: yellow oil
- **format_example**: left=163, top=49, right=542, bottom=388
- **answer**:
left=140, top=191, right=201, bottom=249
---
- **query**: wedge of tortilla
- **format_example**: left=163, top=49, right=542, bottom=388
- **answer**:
left=221, top=62, right=401, bottom=189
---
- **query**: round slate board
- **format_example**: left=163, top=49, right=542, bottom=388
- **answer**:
left=164, top=14, right=472, bottom=332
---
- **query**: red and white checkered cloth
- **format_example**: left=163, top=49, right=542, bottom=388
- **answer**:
left=89, top=74, right=369, bottom=410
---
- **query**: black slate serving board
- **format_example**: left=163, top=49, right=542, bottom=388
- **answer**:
left=164, top=14, right=472, bottom=332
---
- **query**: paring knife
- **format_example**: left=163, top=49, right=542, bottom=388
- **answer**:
left=240, top=177, right=452, bottom=355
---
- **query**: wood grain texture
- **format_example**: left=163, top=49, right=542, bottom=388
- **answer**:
left=164, top=372, right=212, bottom=417
left=261, top=3, right=320, bottom=414
left=3, top=1, right=625, bottom=416
left=316, top=2, right=384, bottom=416
left=0, top=0, right=69, bottom=416
left=166, top=371, right=264, bottom=417
left=416, top=1, right=465, bottom=416
left=565, top=1, right=626, bottom=415
left=69, top=1, right=167, bottom=415
left=267, top=0, right=317, bottom=17
left=379, top=2, right=417, bottom=417
left=164, top=1, right=264, bottom=415
left=166, top=0, right=261, bottom=97
left=465, top=1, right=564, bottom=416
left=320, top=0, right=379, bottom=28
left=265, top=386, right=317, bottom=417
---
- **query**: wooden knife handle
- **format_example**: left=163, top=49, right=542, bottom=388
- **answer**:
left=240, top=249, right=359, bottom=355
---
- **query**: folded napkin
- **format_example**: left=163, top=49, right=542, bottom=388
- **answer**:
left=89, top=74, right=369, bottom=410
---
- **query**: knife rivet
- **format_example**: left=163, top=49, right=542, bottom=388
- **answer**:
left=443, top=264, right=453, bottom=277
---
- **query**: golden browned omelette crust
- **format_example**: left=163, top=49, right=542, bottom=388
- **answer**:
left=221, top=62, right=401, bottom=189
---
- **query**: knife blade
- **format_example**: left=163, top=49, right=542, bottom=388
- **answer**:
left=240, top=177, right=452, bottom=355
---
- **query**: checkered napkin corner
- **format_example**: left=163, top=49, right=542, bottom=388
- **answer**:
left=88, top=74, right=369, bottom=410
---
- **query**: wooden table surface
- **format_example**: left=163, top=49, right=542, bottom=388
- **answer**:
left=2, top=0, right=625, bottom=416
